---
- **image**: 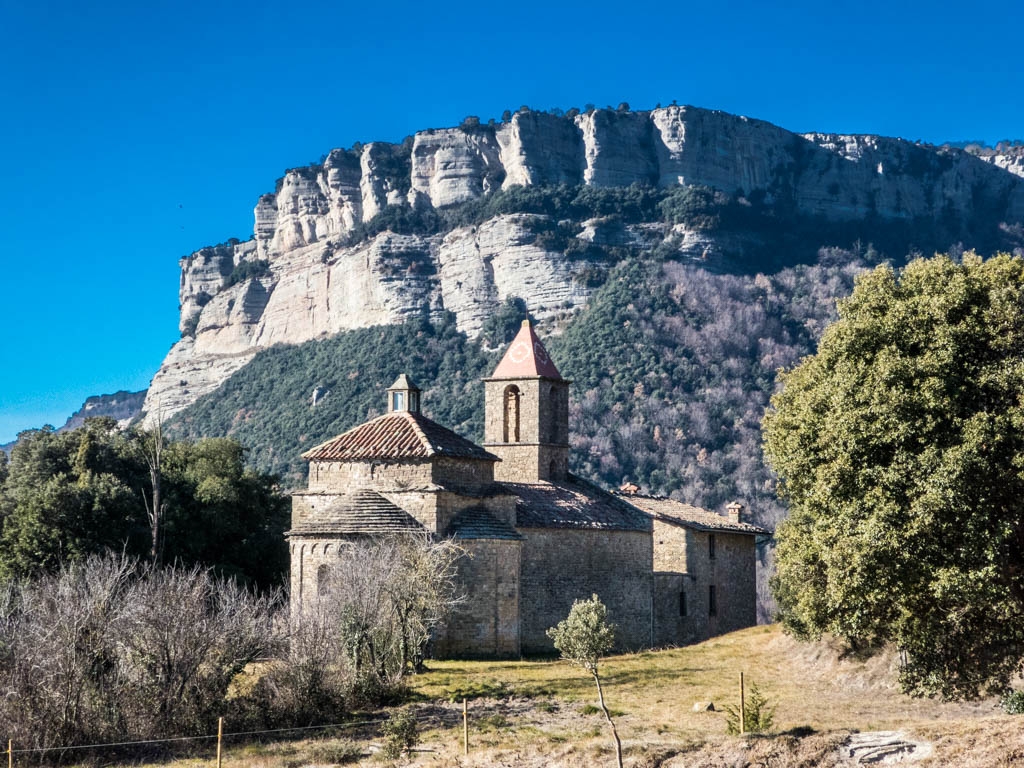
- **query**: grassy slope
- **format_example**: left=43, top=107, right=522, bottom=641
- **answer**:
left=88, top=625, right=1022, bottom=768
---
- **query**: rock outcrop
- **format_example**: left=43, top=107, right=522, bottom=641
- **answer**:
left=142, top=106, right=1024, bottom=425
left=239, top=108, right=1024, bottom=261
left=979, top=147, right=1024, bottom=179
left=838, top=731, right=933, bottom=764
left=2, top=390, right=148, bottom=454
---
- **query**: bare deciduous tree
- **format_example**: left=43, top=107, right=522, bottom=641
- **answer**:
left=314, top=535, right=465, bottom=689
left=135, top=411, right=166, bottom=566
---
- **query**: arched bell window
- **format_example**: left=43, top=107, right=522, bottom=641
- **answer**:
left=503, top=385, right=521, bottom=443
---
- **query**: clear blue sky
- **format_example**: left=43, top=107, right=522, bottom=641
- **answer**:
left=2, top=0, right=1022, bottom=443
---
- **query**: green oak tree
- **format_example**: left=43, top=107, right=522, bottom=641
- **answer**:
left=0, top=419, right=288, bottom=587
left=764, top=253, right=1024, bottom=699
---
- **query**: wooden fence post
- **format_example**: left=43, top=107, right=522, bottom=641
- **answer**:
left=216, top=717, right=223, bottom=768
left=462, top=698, right=469, bottom=756
left=739, top=671, right=746, bottom=735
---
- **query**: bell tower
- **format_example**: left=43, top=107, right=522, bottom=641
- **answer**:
left=484, top=320, right=570, bottom=482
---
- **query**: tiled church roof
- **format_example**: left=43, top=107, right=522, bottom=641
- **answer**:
left=488, top=320, right=564, bottom=380
left=448, top=507, right=523, bottom=540
left=618, top=494, right=770, bottom=535
left=302, top=411, right=498, bottom=462
left=289, top=489, right=424, bottom=535
left=505, top=476, right=652, bottom=532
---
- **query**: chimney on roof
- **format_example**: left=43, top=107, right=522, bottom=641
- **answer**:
left=386, top=374, right=421, bottom=414
left=726, top=501, right=744, bottom=524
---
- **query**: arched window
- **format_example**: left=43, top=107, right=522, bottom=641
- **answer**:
left=549, top=459, right=557, bottom=478
left=679, top=590, right=687, bottom=617
left=503, top=385, right=521, bottom=443
left=317, top=564, right=331, bottom=598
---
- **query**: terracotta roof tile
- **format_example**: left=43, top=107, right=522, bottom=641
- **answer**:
left=617, top=494, right=771, bottom=535
left=302, top=411, right=497, bottom=462
left=489, top=321, right=563, bottom=380
left=504, top=476, right=652, bottom=532
left=288, top=489, right=424, bottom=535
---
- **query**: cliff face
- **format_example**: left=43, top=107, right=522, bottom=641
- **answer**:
left=142, top=106, right=1024, bottom=425
left=979, top=148, right=1024, bottom=179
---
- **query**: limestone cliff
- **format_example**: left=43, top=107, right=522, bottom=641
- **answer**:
left=976, top=146, right=1024, bottom=179
left=141, top=106, right=1024, bottom=425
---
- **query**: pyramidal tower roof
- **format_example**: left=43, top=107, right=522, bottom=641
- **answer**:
left=490, top=320, right=563, bottom=380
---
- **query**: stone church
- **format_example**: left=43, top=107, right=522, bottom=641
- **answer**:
left=288, top=321, right=767, bottom=656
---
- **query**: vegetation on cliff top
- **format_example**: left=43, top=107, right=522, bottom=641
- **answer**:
left=335, top=179, right=1010, bottom=273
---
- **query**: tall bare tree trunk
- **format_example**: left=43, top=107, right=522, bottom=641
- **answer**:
left=139, top=410, right=165, bottom=567
left=593, top=670, right=622, bottom=768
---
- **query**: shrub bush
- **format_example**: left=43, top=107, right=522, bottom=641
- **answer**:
left=1001, top=690, right=1024, bottom=714
left=724, top=682, right=775, bottom=735
left=380, top=708, right=418, bottom=759
left=226, top=259, right=271, bottom=287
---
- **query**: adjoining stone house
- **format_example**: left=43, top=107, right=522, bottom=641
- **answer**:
left=287, top=321, right=769, bottom=657
left=615, top=494, right=767, bottom=646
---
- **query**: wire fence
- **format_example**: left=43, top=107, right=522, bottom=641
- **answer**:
left=2, top=708, right=463, bottom=764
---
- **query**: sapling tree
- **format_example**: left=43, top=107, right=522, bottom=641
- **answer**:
left=547, top=594, right=622, bottom=768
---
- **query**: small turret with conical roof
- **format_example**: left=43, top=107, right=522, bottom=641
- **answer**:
left=483, top=320, right=570, bottom=482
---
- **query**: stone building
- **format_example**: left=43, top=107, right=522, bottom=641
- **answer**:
left=617, top=495, right=767, bottom=646
left=287, top=321, right=768, bottom=656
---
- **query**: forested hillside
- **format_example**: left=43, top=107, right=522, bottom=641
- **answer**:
left=168, top=247, right=864, bottom=537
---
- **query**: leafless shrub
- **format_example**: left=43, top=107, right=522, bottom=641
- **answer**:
left=0, top=537, right=461, bottom=758
left=257, top=612, right=348, bottom=726
left=115, top=564, right=283, bottom=738
left=0, top=555, right=281, bottom=757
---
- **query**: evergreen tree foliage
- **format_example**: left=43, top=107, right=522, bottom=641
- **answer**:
left=0, top=420, right=288, bottom=587
left=764, top=253, right=1024, bottom=699
left=724, top=682, right=776, bottom=734
left=169, top=313, right=498, bottom=483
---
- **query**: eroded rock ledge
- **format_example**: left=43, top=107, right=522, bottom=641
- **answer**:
left=142, top=106, right=1024, bottom=424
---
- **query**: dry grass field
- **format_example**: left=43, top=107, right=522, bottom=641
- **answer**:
left=70, top=625, right=1024, bottom=767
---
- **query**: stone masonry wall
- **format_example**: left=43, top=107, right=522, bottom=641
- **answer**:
left=432, top=457, right=495, bottom=492
left=487, top=443, right=568, bottom=483
left=518, top=529, right=652, bottom=653
left=376, top=488, right=516, bottom=535
left=307, top=459, right=433, bottom=492
left=289, top=537, right=360, bottom=621
left=484, top=379, right=541, bottom=444
left=483, top=378, right=569, bottom=445
left=651, top=519, right=757, bottom=643
left=433, top=539, right=521, bottom=659
left=484, top=378, right=569, bottom=482
left=653, top=571, right=700, bottom=646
